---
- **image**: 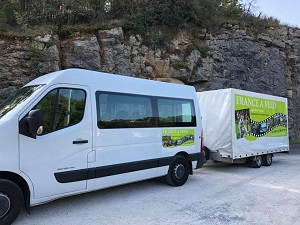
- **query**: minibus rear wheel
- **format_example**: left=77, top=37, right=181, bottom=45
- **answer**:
left=0, top=179, right=24, bottom=225
left=166, top=155, right=189, bottom=186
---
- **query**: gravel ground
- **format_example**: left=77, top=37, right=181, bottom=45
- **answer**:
left=14, top=147, right=300, bottom=225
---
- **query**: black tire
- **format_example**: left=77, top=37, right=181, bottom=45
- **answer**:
left=165, top=155, right=190, bottom=186
left=203, top=146, right=210, bottom=163
left=251, top=155, right=262, bottom=168
left=0, top=179, right=24, bottom=225
left=262, top=154, right=272, bottom=166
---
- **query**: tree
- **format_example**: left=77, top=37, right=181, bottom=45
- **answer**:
left=242, top=0, right=259, bottom=18
left=0, top=10, right=7, bottom=30
left=220, top=0, right=243, bottom=18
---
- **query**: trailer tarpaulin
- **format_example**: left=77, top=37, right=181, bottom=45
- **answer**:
left=197, top=88, right=289, bottom=160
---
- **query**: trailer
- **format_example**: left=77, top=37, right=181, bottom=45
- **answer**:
left=197, top=88, right=289, bottom=168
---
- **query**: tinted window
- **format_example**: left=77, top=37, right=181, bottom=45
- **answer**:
left=97, top=92, right=153, bottom=129
left=34, top=88, right=86, bottom=134
left=157, top=98, right=196, bottom=127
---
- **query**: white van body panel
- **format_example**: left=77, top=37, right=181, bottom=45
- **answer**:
left=0, top=115, right=20, bottom=172
left=93, top=128, right=159, bottom=189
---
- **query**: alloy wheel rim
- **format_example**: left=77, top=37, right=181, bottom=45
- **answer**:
left=0, top=193, right=10, bottom=219
left=174, top=164, right=185, bottom=180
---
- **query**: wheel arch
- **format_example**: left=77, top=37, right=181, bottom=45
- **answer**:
left=174, top=151, right=193, bottom=175
left=0, top=171, right=31, bottom=214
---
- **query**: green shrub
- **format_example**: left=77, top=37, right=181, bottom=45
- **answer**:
left=199, top=46, right=210, bottom=58
left=0, top=0, right=288, bottom=38
left=185, top=44, right=199, bottom=56
left=0, top=10, right=7, bottom=30
left=220, top=0, right=243, bottom=19
left=173, top=60, right=189, bottom=70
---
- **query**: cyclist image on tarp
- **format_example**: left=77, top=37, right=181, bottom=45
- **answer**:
left=235, top=109, right=251, bottom=139
left=163, top=134, right=173, bottom=147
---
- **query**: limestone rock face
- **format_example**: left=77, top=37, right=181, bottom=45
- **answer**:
left=208, top=30, right=286, bottom=97
left=61, top=35, right=101, bottom=71
left=0, top=26, right=300, bottom=139
left=98, top=27, right=134, bottom=76
left=0, top=39, right=33, bottom=99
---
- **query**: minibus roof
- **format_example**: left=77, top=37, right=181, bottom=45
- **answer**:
left=26, top=69, right=196, bottom=99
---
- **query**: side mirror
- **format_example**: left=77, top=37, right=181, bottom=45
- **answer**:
left=27, top=109, right=43, bottom=139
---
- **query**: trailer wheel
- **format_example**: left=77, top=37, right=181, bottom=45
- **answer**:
left=251, top=155, right=262, bottom=168
left=0, top=179, right=24, bottom=225
left=166, top=155, right=189, bottom=186
left=262, top=154, right=272, bottom=166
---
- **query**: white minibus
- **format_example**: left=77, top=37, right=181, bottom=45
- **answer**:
left=0, top=69, right=204, bottom=224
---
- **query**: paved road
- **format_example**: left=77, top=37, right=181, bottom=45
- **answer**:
left=14, top=147, right=300, bottom=225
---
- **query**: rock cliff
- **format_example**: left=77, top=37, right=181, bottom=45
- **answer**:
left=0, top=26, right=299, bottom=139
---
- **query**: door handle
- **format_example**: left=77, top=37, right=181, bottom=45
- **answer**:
left=73, top=140, right=88, bottom=144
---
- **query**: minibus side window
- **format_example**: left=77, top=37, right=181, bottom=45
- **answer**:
left=34, top=88, right=86, bottom=134
left=96, top=92, right=153, bottom=129
left=157, top=98, right=196, bottom=127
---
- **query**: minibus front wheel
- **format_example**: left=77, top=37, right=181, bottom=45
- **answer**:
left=165, top=155, right=189, bottom=186
left=0, top=179, right=24, bottom=225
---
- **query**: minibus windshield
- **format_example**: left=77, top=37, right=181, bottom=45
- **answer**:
left=0, top=85, right=44, bottom=120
